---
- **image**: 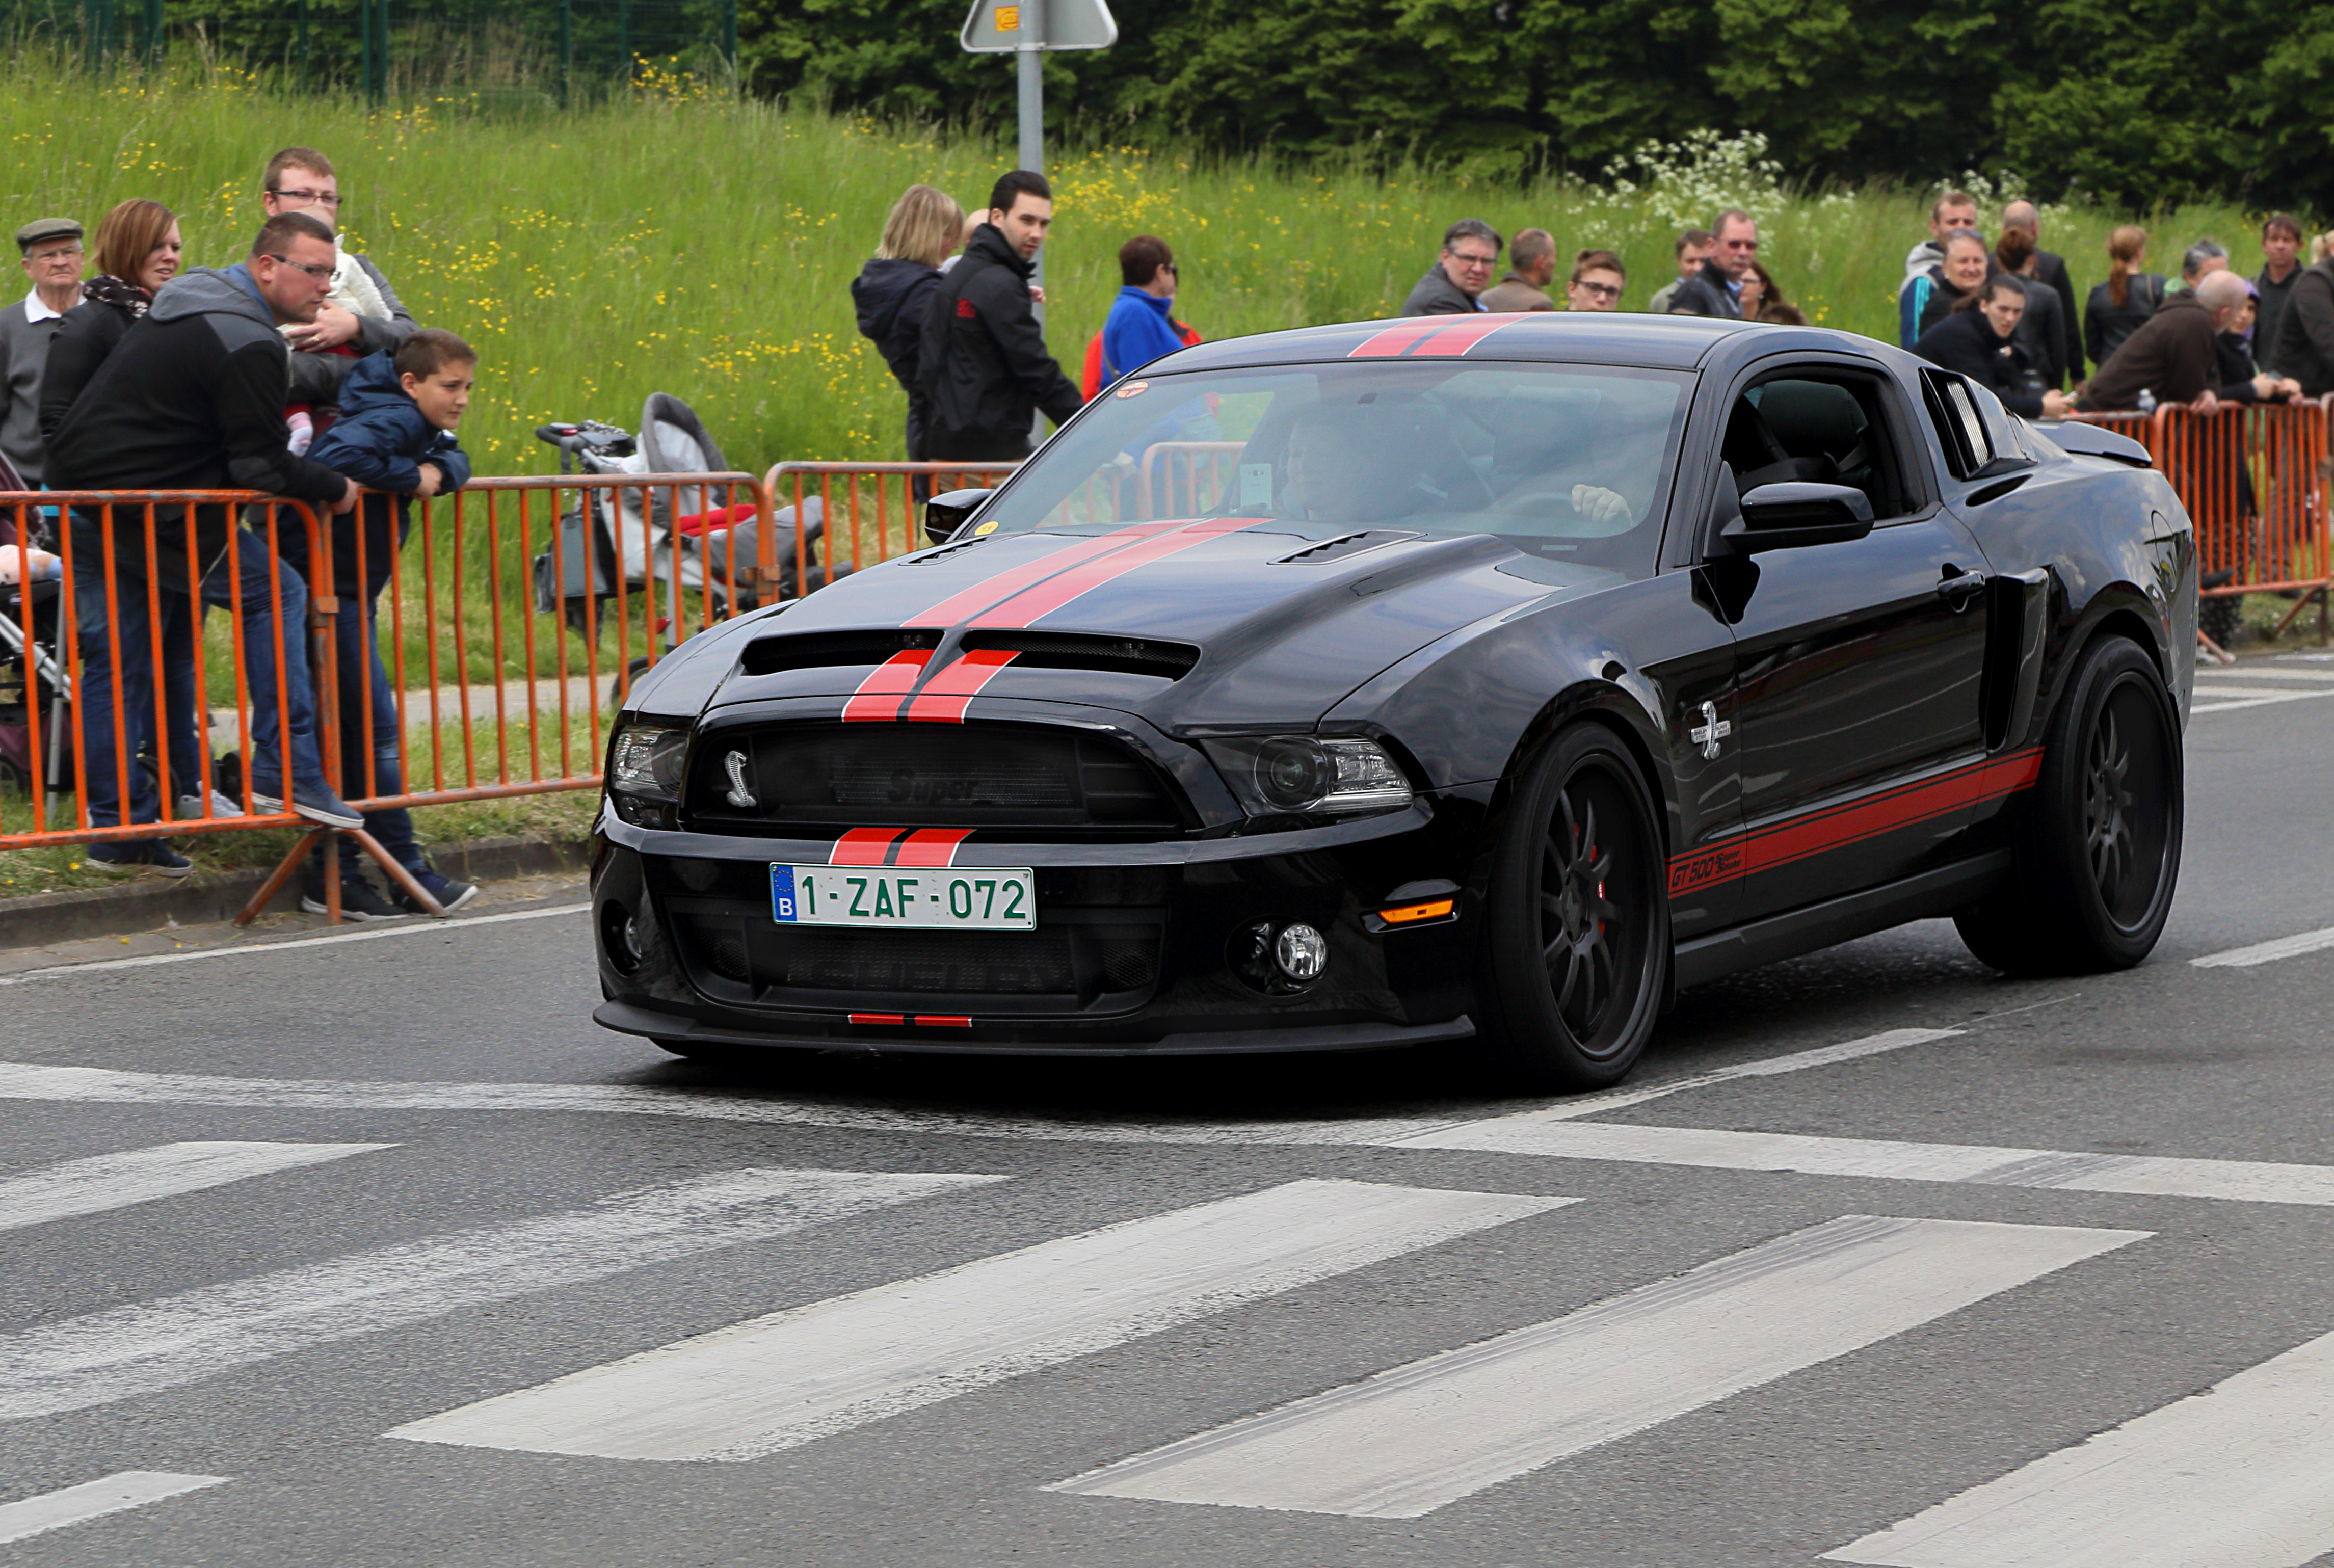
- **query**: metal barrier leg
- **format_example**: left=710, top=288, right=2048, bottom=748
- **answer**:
left=236, top=828, right=328, bottom=926
left=348, top=827, right=446, bottom=917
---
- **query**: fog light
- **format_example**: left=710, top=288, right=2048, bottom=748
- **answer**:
left=1274, top=923, right=1329, bottom=981
left=600, top=899, right=646, bottom=974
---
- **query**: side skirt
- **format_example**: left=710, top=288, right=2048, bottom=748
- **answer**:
left=1670, top=851, right=2012, bottom=990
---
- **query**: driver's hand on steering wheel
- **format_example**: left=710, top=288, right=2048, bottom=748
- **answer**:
left=1571, top=484, right=1633, bottom=526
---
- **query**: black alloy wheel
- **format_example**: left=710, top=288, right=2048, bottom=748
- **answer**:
left=1476, top=724, right=1668, bottom=1089
left=1955, top=634, right=2182, bottom=975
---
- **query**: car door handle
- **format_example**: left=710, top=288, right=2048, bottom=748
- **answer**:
left=1937, top=570, right=1987, bottom=610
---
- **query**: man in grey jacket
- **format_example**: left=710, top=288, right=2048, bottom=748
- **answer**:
left=260, top=145, right=418, bottom=407
left=0, top=216, right=84, bottom=485
left=1400, top=220, right=1499, bottom=316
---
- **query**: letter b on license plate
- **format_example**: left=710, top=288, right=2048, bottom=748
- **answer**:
left=771, top=864, right=1036, bottom=930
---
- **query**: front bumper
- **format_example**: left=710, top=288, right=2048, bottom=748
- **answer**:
left=590, top=790, right=1490, bottom=1055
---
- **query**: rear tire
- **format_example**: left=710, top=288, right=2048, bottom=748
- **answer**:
left=1475, top=724, right=1669, bottom=1089
left=1955, top=635, right=2182, bottom=975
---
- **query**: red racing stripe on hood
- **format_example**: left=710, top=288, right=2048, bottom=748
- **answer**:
left=906, top=650, right=1018, bottom=723
left=970, top=516, right=1261, bottom=628
left=893, top=828, right=974, bottom=867
left=905, top=522, right=1178, bottom=629
left=830, top=828, right=906, bottom=865
left=841, top=650, right=933, bottom=722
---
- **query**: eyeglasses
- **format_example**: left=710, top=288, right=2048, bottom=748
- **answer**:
left=1449, top=250, right=1498, bottom=268
left=269, top=188, right=344, bottom=208
left=1720, top=238, right=1759, bottom=252
left=1573, top=280, right=1622, bottom=302
left=265, top=253, right=336, bottom=282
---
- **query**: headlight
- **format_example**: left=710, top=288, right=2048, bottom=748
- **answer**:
left=606, top=723, right=688, bottom=828
left=1202, top=736, right=1414, bottom=817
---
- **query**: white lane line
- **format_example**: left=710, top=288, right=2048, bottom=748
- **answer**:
left=2192, top=925, right=2334, bottom=968
left=1825, top=1326, right=2334, bottom=1568
left=0, top=1141, right=393, bottom=1233
left=0, top=1471, right=228, bottom=1547
left=1052, top=1214, right=2144, bottom=1519
left=0, top=1166, right=995, bottom=1423
left=390, top=1179, right=1569, bottom=1463
left=2205, top=666, right=2334, bottom=682
left=0, top=903, right=589, bottom=986
left=2192, top=688, right=2334, bottom=714
left=1394, top=1119, right=2334, bottom=1206
left=1461, top=1028, right=1962, bottom=1124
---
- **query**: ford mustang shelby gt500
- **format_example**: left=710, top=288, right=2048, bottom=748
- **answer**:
left=590, top=313, right=2192, bottom=1087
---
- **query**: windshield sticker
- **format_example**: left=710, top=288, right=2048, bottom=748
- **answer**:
left=974, top=519, right=1000, bottom=535
left=1239, top=463, right=1274, bottom=506
left=1113, top=380, right=1150, bottom=398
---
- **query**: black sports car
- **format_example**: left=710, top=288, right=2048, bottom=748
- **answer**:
left=591, top=313, right=2193, bottom=1086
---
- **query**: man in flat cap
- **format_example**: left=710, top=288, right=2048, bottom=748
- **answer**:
left=0, top=218, right=85, bottom=486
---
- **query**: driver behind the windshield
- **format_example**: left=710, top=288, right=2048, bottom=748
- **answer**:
left=1277, top=405, right=1448, bottom=524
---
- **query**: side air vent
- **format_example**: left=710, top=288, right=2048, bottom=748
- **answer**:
left=957, top=630, right=1200, bottom=680
left=739, top=628, right=940, bottom=676
left=910, top=536, right=991, bottom=563
left=1270, top=529, right=1420, bottom=565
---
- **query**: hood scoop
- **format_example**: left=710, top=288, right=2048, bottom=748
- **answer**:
left=739, top=628, right=939, bottom=676
left=958, top=629, right=1200, bottom=680
left=1270, top=530, right=1421, bottom=565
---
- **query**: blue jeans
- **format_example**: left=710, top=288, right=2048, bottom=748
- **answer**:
left=310, top=597, right=421, bottom=881
left=73, top=522, right=329, bottom=829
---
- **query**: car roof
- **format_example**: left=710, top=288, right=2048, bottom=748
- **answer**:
left=1152, top=312, right=1895, bottom=376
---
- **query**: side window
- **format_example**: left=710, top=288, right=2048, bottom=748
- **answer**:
left=1922, top=369, right=2003, bottom=479
left=1721, top=371, right=1915, bottom=524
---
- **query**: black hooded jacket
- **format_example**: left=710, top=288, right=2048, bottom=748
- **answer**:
left=1666, top=258, right=1743, bottom=320
left=852, top=256, right=942, bottom=456
left=2268, top=258, right=2334, bottom=398
left=45, top=264, right=350, bottom=588
left=916, top=223, right=1083, bottom=461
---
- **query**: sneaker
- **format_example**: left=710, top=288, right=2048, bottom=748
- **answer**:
left=300, top=874, right=412, bottom=922
left=175, top=789, right=246, bottom=820
left=248, top=773, right=364, bottom=831
left=392, top=868, right=479, bottom=916
left=85, top=840, right=193, bottom=879
left=145, top=841, right=193, bottom=879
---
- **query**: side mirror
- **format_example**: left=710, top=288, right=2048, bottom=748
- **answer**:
left=1723, top=481, right=1875, bottom=553
left=924, top=488, right=995, bottom=546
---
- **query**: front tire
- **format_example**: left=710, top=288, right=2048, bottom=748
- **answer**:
left=1475, top=724, right=1669, bottom=1089
left=1955, top=635, right=2182, bottom=975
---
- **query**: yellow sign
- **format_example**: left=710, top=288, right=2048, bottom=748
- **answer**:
left=995, top=5, right=1019, bottom=29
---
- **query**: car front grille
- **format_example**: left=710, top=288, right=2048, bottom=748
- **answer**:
left=672, top=913, right=1161, bottom=1007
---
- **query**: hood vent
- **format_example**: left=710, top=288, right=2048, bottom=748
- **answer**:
left=739, top=628, right=939, bottom=676
left=1270, top=529, right=1420, bottom=565
left=958, top=630, right=1200, bottom=680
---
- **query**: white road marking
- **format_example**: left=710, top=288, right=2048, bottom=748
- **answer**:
left=1825, top=1326, right=2334, bottom=1568
left=1051, top=1214, right=2145, bottom=1519
left=0, top=1141, right=393, bottom=1233
left=0, top=1472, right=228, bottom=1547
left=1487, top=1028, right=1961, bottom=1123
left=0, top=1166, right=994, bottom=1423
left=390, top=1179, right=1569, bottom=1462
left=2192, top=925, right=2334, bottom=968
left=2204, top=665, right=2334, bottom=682
left=2191, top=687, right=2334, bottom=714
left=0, top=903, right=589, bottom=986
left=1394, top=1118, right=2334, bottom=1206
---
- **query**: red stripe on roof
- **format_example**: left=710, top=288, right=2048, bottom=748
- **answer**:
left=906, top=650, right=1018, bottom=723
left=1347, top=318, right=1452, bottom=359
left=905, top=523, right=1177, bottom=629
left=893, top=828, right=974, bottom=867
left=840, top=650, right=932, bottom=722
left=971, top=516, right=1259, bottom=628
left=830, top=828, right=906, bottom=866
left=1414, top=314, right=1527, bottom=356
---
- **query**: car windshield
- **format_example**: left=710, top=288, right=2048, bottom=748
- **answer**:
left=973, top=360, right=1693, bottom=572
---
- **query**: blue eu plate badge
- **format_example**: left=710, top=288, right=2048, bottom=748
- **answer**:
left=770, top=864, right=799, bottom=922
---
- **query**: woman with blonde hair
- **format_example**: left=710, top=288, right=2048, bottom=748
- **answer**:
left=852, top=183, right=967, bottom=462
left=2083, top=224, right=2164, bottom=369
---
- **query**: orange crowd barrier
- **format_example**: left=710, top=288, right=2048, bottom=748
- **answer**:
left=761, top=461, right=1021, bottom=581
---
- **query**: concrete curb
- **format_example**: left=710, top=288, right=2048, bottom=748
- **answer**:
left=0, top=834, right=591, bottom=950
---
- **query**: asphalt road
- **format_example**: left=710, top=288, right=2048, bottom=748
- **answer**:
left=3, top=652, right=2333, bottom=1567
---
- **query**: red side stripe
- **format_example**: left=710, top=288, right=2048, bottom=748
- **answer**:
left=893, top=828, right=974, bottom=867
left=1348, top=318, right=1453, bottom=359
left=905, top=523, right=1176, bottom=629
left=830, top=828, right=906, bottom=866
left=972, top=516, right=1259, bottom=628
left=1415, top=314, right=1527, bottom=357
left=915, top=1015, right=974, bottom=1027
left=906, top=650, right=1018, bottom=723
left=841, top=650, right=933, bottom=722
left=849, top=1013, right=905, bottom=1026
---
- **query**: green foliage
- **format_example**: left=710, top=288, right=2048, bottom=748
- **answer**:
left=741, top=0, right=2334, bottom=209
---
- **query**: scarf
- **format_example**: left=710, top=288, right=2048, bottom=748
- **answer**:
left=81, top=274, right=152, bottom=318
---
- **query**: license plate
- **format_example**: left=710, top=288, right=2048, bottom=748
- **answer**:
left=770, top=864, right=1036, bottom=930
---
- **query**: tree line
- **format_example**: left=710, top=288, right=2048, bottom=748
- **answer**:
left=737, top=0, right=2333, bottom=214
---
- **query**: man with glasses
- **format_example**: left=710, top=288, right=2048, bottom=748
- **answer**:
left=45, top=212, right=365, bottom=866
left=0, top=217, right=84, bottom=486
left=1566, top=250, right=1628, bottom=312
left=1401, top=219, right=1501, bottom=316
left=1668, top=209, right=1756, bottom=320
left=260, top=146, right=417, bottom=407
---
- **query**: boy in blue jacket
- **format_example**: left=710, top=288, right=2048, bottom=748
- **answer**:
left=282, top=328, right=475, bottom=918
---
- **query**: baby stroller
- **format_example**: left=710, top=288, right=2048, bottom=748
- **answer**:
left=530, top=392, right=841, bottom=650
left=0, top=453, right=72, bottom=799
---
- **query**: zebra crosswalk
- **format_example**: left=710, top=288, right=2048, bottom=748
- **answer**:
left=0, top=1110, right=2331, bottom=1563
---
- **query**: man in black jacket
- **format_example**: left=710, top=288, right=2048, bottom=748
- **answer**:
left=47, top=211, right=364, bottom=858
left=918, top=171, right=1083, bottom=464
left=1669, top=209, right=1754, bottom=319
left=2002, top=202, right=2083, bottom=382
left=2268, top=250, right=2334, bottom=399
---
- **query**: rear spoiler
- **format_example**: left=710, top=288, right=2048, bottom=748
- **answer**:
left=2035, top=420, right=2153, bottom=467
